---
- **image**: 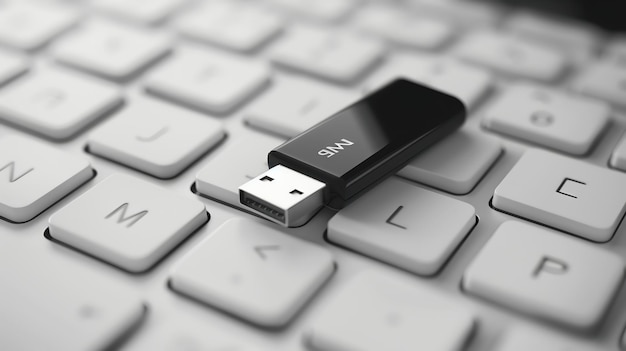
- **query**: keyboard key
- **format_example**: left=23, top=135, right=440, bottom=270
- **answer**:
left=454, top=31, right=566, bottom=81
left=495, top=327, right=597, bottom=351
left=88, top=97, right=225, bottom=178
left=408, top=0, right=500, bottom=26
left=269, top=24, right=384, bottom=83
left=363, top=53, right=492, bottom=109
left=572, top=60, right=626, bottom=108
left=493, top=149, right=626, bottom=242
left=306, top=271, right=475, bottom=351
left=175, top=1, right=283, bottom=52
left=170, top=218, right=334, bottom=327
left=0, top=134, right=92, bottom=222
left=53, top=20, right=172, bottom=79
left=611, top=134, right=626, bottom=172
left=0, top=2, right=78, bottom=51
left=0, top=50, right=28, bottom=85
left=483, top=83, right=610, bottom=155
left=352, top=4, right=453, bottom=50
left=463, top=221, right=624, bottom=329
left=195, top=130, right=284, bottom=209
left=328, top=178, right=475, bottom=275
left=244, top=75, right=359, bottom=138
left=397, top=130, right=502, bottom=194
left=0, top=256, right=145, bottom=351
left=0, top=68, right=122, bottom=139
left=145, top=46, right=271, bottom=114
left=505, top=12, right=599, bottom=61
left=268, top=0, right=355, bottom=22
left=91, top=0, right=184, bottom=25
left=49, top=174, right=208, bottom=272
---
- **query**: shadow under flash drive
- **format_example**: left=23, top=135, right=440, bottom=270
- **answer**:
left=239, top=79, right=466, bottom=227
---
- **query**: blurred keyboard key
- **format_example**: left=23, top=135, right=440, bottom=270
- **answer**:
left=328, top=178, right=475, bottom=275
left=363, top=53, right=492, bottom=108
left=307, top=271, right=475, bottom=351
left=175, top=1, right=283, bottom=52
left=408, top=0, right=500, bottom=27
left=170, top=218, right=334, bottom=327
left=464, top=221, right=624, bottom=329
left=91, top=0, right=184, bottom=25
left=483, top=83, right=610, bottom=155
left=611, top=134, right=626, bottom=172
left=53, top=20, right=171, bottom=80
left=398, top=130, right=502, bottom=194
left=268, top=0, right=355, bottom=22
left=0, top=68, right=122, bottom=139
left=0, top=2, right=78, bottom=51
left=195, top=131, right=284, bottom=208
left=0, top=134, right=92, bottom=222
left=49, top=174, right=208, bottom=272
left=505, top=12, right=599, bottom=61
left=88, top=97, right=225, bottom=178
left=269, top=24, right=383, bottom=83
left=454, top=31, right=566, bottom=82
left=0, top=50, right=28, bottom=85
left=352, top=4, right=453, bottom=50
left=572, top=60, right=626, bottom=108
left=493, top=149, right=626, bottom=242
left=145, top=46, right=271, bottom=113
left=245, top=75, right=359, bottom=138
left=495, top=327, right=597, bottom=351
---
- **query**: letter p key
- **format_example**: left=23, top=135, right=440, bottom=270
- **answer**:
left=533, top=256, right=569, bottom=278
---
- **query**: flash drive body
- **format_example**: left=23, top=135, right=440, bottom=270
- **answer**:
left=268, top=79, right=466, bottom=208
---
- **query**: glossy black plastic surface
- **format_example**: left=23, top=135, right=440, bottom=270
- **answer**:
left=268, top=79, right=466, bottom=207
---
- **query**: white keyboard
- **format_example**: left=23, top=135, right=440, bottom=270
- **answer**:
left=2, top=0, right=626, bottom=350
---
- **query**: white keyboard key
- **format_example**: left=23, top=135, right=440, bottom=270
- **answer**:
left=0, top=2, right=78, bottom=51
left=245, top=75, right=358, bottom=138
left=195, top=131, right=284, bottom=209
left=495, top=327, right=597, bottom=351
left=353, top=4, right=453, bottom=50
left=463, top=221, right=624, bottom=329
left=306, top=271, right=475, bottom=351
left=0, top=135, right=92, bottom=222
left=363, top=53, right=492, bottom=108
left=91, top=0, right=184, bottom=25
left=145, top=47, right=271, bottom=113
left=88, top=97, right=225, bottom=178
left=53, top=20, right=171, bottom=79
left=269, top=24, right=384, bottom=83
left=0, top=68, right=122, bottom=139
left=454, top=31, right=566, bottom=81
left=175, top=2, right=283, bottom=52
left=268, top=0, right=355, bottom=22
left=328, top=178, right=475, bottom=275
left=0, top=261, right=145, bottom=351
left=408, top=0, right=500, bottom=26
left=49, top=174, right=208, bottom=272
left=493, top=149, right=626, bottom=242
left=611, top=134, right=626, bottom=172
left=398, top=130, right=502, bottom=194
left=572, top=60, right=626, bottom=108
left=506, top=12, right=599, bottom=60
left=0, top=50, right=28, bottom=85
left=170, top=218, right=334, bottom=327
left=483, top=83, right=610, bottom=155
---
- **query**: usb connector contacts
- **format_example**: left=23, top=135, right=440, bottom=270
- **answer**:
left=239, top=79, right=466, bottom=227
left=239, top=165, right=326, bottom=226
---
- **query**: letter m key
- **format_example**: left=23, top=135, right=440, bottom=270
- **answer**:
left=0, top=162, right=34, bottom=183
left=105, top=203, right=148, bottom=228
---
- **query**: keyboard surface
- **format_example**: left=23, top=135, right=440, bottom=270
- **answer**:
left=2, top=0, right=626, bottom=350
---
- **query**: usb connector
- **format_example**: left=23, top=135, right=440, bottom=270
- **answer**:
left=239, top=79, right=466, bottom=227
left=239, top=165, right=326, bottom=227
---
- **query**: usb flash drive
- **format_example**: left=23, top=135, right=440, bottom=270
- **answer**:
left=239, top=79, right=466, bottom=227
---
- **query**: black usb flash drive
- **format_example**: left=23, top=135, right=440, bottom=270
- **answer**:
left=239, top=79, right=466, bottom=227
